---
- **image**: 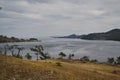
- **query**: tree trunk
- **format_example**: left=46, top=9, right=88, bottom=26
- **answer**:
left=37, top=53, right=39, bottom=60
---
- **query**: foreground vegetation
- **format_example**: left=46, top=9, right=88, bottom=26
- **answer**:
left=1, top=44, right=120, bottom=65
left=0, top=54, right=120, bottom=80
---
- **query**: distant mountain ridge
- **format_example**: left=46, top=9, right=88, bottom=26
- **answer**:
left=54, top=29, right=120, bottom=41
left=54, top=34, right=81, bottom=39
left=81, top=29, right=120, bottom=41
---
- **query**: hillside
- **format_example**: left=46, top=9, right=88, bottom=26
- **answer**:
left=54, top=29, right=120, bottom=41
left=81, top=29, right=120, bottom=41
left=0, top=54, right=120, bottom=80
left=0, top=35, right=39, bottom=43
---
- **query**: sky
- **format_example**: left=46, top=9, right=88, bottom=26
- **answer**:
left=0, top=0, right=120, bottom=38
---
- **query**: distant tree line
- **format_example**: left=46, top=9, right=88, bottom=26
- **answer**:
left=0, top=35, right=26, bottom=43
left=0, top=35, right=39, bottom=43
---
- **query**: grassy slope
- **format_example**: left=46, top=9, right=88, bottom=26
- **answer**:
left=0, top=54, right=120, bottom=80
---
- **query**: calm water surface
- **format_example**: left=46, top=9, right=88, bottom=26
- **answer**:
left=0, top=38, right=120, bottom=62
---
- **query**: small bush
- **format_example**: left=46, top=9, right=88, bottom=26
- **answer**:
left=25, top=53, right=32, bottom=60
left=112, top=70, right=117, bottom=74
left=107, top=57, right=114, bottom=64
left=80, top=56, right=90, bottom=62
left=90, top=59, right=98, bottom=63
left=13, top=54, right=22, bottom=59
left=56, top=62, right=62, bottom=66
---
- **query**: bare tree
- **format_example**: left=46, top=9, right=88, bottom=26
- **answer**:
left=116, top=56, right=120, bottom=64
left=107, top=57, right=115, bottom=64
left=8, top=45, right=18, bottom=56
left=4, top=44, right=9, bottom=55
left=68, top=54, right=74, bottom=59
left=17, top=47, right=24, bottom=57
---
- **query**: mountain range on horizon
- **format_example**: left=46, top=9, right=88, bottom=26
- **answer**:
left=54, top=28, right=120, bottom=41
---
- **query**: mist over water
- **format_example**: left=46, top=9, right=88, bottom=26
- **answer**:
left=0, top=38, right=120, bottom=62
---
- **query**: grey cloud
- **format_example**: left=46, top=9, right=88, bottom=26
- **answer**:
left=0, top=0, right=120, bottom=37
left=27, top=0, right=54, bottom=4
left=44, top=14, right=72, bottom=21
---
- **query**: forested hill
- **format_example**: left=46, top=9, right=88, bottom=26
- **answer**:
left=81, top=29, right=120, bottom=41
left=0, top=35, right=38, bottom=43
left=54, top=29, right=120, bottom=41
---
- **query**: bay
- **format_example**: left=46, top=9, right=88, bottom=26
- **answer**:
left=0, top=38, right=120, bottom=62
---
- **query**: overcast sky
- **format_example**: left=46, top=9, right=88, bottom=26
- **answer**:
left=0, top=0, right=120, bottom=38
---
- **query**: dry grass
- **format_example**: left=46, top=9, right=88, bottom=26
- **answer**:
left=0, top=54, right=120, bottom=80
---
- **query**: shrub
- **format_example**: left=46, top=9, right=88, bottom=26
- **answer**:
left=116, top=56, right=120, bottom=64
left=13, top=54, right=23, bottom=59
left=25, top=53, right=32, bottom=60
left=90, top=59, right=98, bottom=63
left=80, top=56, right=90, bottom=61
left=68, top=54, right=74, bottom=59
left=59, top=52, right=66, bottom=59
left=107, top=57, right=114, bottom=64
left=56, top=62, right=62, bottom=66
left=112, top=70, right=117, bottom=74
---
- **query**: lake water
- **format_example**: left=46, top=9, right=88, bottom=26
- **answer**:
left=0, top=38, right=120, bottom=62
